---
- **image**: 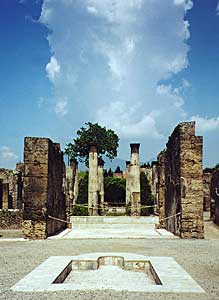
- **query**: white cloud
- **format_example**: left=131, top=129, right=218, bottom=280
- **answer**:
left=217, top=2, right=219, bottom=15
left=54, top=98, right=68, bottom=116
left=174, top=0, right=193, bottom=10
left=46, top=56, right=60, bottom=82
left=0, top=147, right=18, bottom=169
left=191, top=116, right=219, bottom=133
left=40, top=0, right=193, bottom=158
left=87, top=6, right=98, bottom=15
left=96, top=101, right=163, bottom=139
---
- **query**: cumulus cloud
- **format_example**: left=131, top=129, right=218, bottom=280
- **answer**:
left=40, top=0, right=194, bottom=158
left=0, top=146, right=18, bottom=169
left=46, top=56, right=60, bottom=82
left=191, top=116, right=219, bottom=133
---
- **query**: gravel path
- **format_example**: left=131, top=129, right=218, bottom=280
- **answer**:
left=0, top=237, right=219, bottom=300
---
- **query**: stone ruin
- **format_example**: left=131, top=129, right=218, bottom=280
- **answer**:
left=2, top=120, right=219, bottom=239
left=203, top=170, right=212, bottom=212
left=88, top=143, right=104, bottom=215
left=154, top=121, right=204, bottom=239
left=126, top=144, right=141, bottom=215
left=22, top=137, right=66, bottom=239
left=0, top=164, right=23, bottom=210
left=210, top=168, right=219, bottom=225
left=65, top=159, right=79, bottom=223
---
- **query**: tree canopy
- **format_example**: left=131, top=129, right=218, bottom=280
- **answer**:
left=65, top=122, right=119, bottom=166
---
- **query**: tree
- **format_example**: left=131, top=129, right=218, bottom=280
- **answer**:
left=65, top=122, right=119, bottom=167
left=77, top=171, right=88, bottom=205
left=104, top=176, right=126, bottom=205
left=140, top=172, right=154, bottom=215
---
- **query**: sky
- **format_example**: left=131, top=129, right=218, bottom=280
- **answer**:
left=0, top=0, right=219, bottom=169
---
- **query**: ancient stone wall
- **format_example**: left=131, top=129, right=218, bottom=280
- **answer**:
left=210, top=168, right=219, bottom=225
left=23, top=137, right=66, bottom=239
left=156, top=122, right=204, bottom=238
left=163, top=122, right=204, bottom=238
left=0, top=168, right=23, bottom=209
left=203, top=171, right=212, bottom=211
left=0, top=209, right=23, bottom=229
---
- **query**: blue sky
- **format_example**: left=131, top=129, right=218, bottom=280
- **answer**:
left=0, top=0, right=219, bottom=169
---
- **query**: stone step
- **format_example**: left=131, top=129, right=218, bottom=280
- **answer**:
left=72, top=223, right=156, bottom=230
left=70, top=216, right=158, bottom=225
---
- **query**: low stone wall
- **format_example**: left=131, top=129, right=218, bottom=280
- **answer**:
left=0, top=209, right=23, bottom=229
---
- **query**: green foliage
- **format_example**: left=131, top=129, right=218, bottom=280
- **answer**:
left=104, top=176, right=126, bottom=205
left=72, top=206, right=88, bottom=216
left=77, top=171, right=88, bottom=205
left=65, top=122, right=119, bottom=167
left=140, top=172, right=154, bottom=215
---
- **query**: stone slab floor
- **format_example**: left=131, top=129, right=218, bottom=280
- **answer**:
left=0, top=237, right=219, bottom=300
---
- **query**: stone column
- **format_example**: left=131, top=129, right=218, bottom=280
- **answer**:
left=157, top=151, right=166, bottom=227
left=2, top=182, right=9, bottom=209
left=88, top=143, right=98, bottom=216
left=98, top=157, right=105, bottom=214
left=73, top=161, right=79, bottom=206
left=152, top=161, right=158, bottom=213
left=129, top=143, right=141, bottom=216
left=125, top=161, right=131, bottom=206
left=16, top=163, right=25, bottom=209
left=65, top=159, right=76, bottom=222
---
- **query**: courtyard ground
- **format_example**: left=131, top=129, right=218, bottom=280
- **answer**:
left=0, top=215, right=219, bottom=300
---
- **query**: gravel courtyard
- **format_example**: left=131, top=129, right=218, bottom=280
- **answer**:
left=0, top=234, right=219, bottom=300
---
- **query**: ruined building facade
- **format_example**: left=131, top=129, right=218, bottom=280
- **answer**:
left=0, top=165, right=23, bottom=210
left=156, top=122, right=204, bottom=238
